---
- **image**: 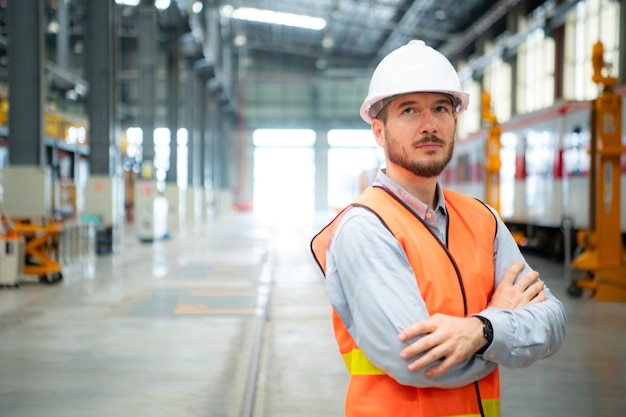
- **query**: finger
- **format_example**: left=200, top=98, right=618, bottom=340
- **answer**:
left=536, top=290, right=547, bottom=302
left=407, top=344, right=446, bottom=372
left=501, top=260, right=526, bottom=285
left=524, top=279, right=544, bottom=300
left=516, top=270, right=540, bottom=290
left=424, top=354, right=456, bottom=378
left=400, top=324, right=446, bottom=360
left=399, top=320, right=435, bottom=342
left=400, top=331, right=440, bottom=359
left=528, top=289, right=546, bottom=305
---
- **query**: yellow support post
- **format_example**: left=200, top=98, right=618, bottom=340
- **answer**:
left=571, top=41, right=626, bottom=301
left=481, top=91, right=524, bottom=244
left=482, top=92, right=501, bottom=214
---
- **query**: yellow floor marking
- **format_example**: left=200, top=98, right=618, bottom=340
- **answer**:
left=190, top=290, right=257, bottom=297
left=173, top=303, right=255, bottom=315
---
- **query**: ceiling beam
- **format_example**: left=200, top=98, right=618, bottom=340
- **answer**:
left=439, top=0, right=524, bottom=60
left=372, top=0, right=438, bottom=66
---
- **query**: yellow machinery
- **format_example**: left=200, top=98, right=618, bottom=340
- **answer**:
left=481, top=92, right=524, bottom=244
left=481, top=91, right=502, bottom=214
left=569, top=41, right=626, bottom=301
left=12, top=217, right=64, bottom=284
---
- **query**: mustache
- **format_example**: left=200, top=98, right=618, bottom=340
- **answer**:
left=413, top=135, right=446, bottom=146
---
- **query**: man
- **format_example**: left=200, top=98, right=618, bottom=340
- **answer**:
left=310, top=40, right=566, bottom=417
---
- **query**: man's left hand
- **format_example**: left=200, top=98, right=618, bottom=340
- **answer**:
left=398, top=314, right=485, bottom=378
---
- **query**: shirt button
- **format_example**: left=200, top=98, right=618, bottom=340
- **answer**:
left=426, top=213, right=432, bottom=219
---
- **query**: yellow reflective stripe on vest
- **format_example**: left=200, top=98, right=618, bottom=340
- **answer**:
left=446, top=399, right=500, bottom=417
left=481, top=399, right=500, bottom=417
left=342, top=349, right=385, bottom=375
left=448, top=414, right=481, bottom=417
left=342, top=349, right=501, bottom=416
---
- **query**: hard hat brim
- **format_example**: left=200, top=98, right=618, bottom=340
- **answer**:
left=360, top=90, right=469, bottom=124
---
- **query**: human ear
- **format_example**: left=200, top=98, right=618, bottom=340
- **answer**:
left=372, top=119, right=385, bottom=147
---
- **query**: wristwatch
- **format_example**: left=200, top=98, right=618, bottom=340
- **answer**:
left=475, top=316, right=493, bottom=355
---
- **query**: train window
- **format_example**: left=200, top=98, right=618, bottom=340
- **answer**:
left=457, top=155, right=469, bottom=183
left=526, top=131, right=554, bottom=176
left=563, top=126, right=589, bottom=176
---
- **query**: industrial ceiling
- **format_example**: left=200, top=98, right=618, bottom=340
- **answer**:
left=213, top=0, right=513, bottom=70
left=0, top=0, right=556, bottom=119
left=0, top=0, right=548, bottom=73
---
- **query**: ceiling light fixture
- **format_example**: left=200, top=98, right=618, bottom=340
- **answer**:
left=192, top=1, right=203, bottom=14
left=322, top=35, right=334, bottom=49
left=154, top=0, right=171, bottom=10
left=221, top=6, right=327, bottom=31
left=234, top=34, right=248, bottom=47
left=115, top=0, right=140, bottom=6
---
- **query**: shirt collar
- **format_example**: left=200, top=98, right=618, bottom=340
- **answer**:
left=372, top=169, right=447, bottom=218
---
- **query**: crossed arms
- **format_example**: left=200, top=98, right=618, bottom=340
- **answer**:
left=325, top=209, right=567, bottom=388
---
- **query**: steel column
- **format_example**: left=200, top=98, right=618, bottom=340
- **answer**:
left=7, top=0, right=45, bottom=166
left=85, top=0, right=117, bottom=175
left=57, top=0, right=69, bottom=69
left=138, top=0, right=156, bottom=175
left=197, top=77, right=207, bottom=190
left=167, top=36, right=180, bottom=183
left=185, top=68, right=196, bottom=188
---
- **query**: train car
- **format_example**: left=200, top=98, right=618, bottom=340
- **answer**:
left=441, top=88, right=626, bottom=259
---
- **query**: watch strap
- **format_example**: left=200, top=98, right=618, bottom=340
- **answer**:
left=475, top=316, right=493, bottom=355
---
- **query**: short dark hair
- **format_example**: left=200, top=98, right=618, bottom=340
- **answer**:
left=374, top=105, right=389, bottom=123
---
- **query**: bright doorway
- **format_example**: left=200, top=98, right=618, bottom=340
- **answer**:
left=327, top=129, right=383, bottom=210
left=253, top=129, right=316, bottom=223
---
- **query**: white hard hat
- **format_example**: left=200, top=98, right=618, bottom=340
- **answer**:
left=360, top=40, right=469, bottom=124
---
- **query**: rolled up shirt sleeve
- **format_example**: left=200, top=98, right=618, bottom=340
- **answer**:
left=326, top=208, right=497, bottom=389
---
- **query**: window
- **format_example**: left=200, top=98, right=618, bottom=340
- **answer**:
left=457, top=76, right=481, bottom=140
left=516, top=24, right=555, bottom=113
left=563, top=0, right=621, bottom=100
left=483, top=41, right=512, bottom=123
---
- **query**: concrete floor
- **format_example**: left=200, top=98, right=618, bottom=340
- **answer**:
left=1, top=212, right=625, bottom=417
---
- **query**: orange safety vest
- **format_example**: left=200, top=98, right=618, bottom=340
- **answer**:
left=311, top=186, right=500, bottom=417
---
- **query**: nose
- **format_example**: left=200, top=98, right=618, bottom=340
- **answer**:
left=418, top=110, right=438, bottom=134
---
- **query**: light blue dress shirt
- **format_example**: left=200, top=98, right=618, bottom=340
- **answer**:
left=325, top=170, right=567, bottom=389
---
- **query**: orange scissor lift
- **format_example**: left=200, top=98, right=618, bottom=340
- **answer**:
left=568, top=41, right=626, bottom=301
left=9, top=216, right=64, bottom=284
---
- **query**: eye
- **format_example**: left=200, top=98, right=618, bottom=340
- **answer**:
left=435, top=105, right=451, bottom=114
left=401, top=107, right=416, bottom=115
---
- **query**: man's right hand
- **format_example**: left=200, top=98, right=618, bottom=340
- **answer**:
left=489, top=261, right=546, bottom=309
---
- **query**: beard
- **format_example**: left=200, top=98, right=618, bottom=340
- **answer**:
left=385, top=131, right=454, bottom=178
